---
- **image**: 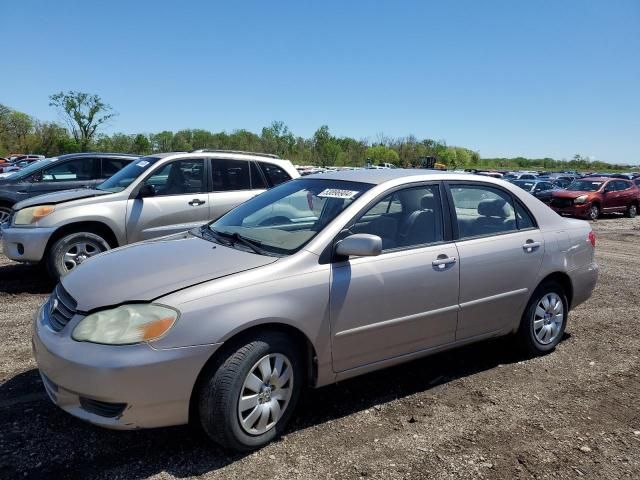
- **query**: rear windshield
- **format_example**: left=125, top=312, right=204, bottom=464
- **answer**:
left=566, top=180, right=603, bottom=192
left=512, top=180, right=535, bottom=190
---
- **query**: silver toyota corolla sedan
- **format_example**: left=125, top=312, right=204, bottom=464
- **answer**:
left=32, top=169, right=598, bottom=451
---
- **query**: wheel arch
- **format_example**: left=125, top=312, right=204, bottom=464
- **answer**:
left=534, top=272, right=574, bottom=310
left=188, top=322, right=318, bottom=425
left=45, top=220, right=120, bottom=254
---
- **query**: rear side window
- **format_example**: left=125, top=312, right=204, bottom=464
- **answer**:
left=250, top=162, right=267, bottom=189
left=259, top=162, right=291, bottom=187
left=101, top=158, right=130, bottom=178
left=212, top=159, right=251, bottom=191
left=515, top=202, right=535, bottom=229
left=449, top=185, right=517, bottom=239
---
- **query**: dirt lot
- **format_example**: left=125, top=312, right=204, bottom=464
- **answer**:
left=1, top=216, right=639, bottom=480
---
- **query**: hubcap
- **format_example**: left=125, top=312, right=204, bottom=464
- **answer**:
left=532, top=293, right=564, bottom=345
left=63, top=241, right=103, bottom=272
left=630, top=206, right=637, bottom=217
left=238, top=353, right=293, bottom=435
left=590, top=207, right=598, bottom=220
left=0, top=207, right=11, bottom=225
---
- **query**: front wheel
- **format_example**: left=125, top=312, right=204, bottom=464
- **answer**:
left=198, top=332, right=303, bottom=451
left=517, top=282, right=568, bottom=356
left=587, top=204, right=600, bottom=221
left=0, top=205, right=12, bottom=225
left=46, top=231, right=110, bottom=280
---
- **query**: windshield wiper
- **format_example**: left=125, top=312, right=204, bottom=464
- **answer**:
left=209, top=228, right=268, bottom=255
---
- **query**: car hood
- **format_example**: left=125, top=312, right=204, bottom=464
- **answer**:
left=61, top=232, right=279, bottom=312
left=13, top=189, right=111, bottom=210
left=551, top=190, right=593, bottom=199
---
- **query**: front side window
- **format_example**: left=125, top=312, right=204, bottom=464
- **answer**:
left=350, top=185, right=443, bottom=250
left=41, top=158, right=96, bottom=182
left=212, top=159, right=251, bottom=191
left=144, top=159, right=205, bottom=196
left=209, top=179, right=373, bottom=255
left=259, top=162, right=291, bottom=186
left=450, top=185, right=517, bottom=239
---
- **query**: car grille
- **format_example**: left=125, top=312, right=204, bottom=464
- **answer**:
left=551, top=198, right=574, bottom=209
left=47, top=284, right=78, bottom=332
left=79, top=397, right=127, bottom=418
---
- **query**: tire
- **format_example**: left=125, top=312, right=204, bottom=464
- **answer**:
left=587, top=204, right=600, bottom=221
left=198, top=331, right=304, bottom=451
left=516, top=282, right=568, bottom=356
left=46, top=231, right=110, bottom=280
left=0, top=204, right=12, bottom=225
left=625, top=203, right=637, bottom=218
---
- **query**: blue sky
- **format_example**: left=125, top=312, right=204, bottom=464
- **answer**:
left=1, top=0, right=638, bottom=163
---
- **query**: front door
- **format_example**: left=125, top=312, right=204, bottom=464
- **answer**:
left=28, top=157, right=99, bottom=196
left=330, top=184, right=459, bottom=372
left=125, top=158, right=209, bottom=242
left=447, top=183, right=545, bottom=340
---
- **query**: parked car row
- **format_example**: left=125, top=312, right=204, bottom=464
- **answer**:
left=1, top=150, right=299, bottom=279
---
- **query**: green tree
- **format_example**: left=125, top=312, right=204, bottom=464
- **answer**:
left=49, top=91, right=116, bottom=151
left=132, top=134, right=151, bottom=155
left=365, top=145, right=400, bottom=165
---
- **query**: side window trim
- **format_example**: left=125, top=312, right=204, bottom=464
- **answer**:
left=443, top=181, right=538, bottom=241
left=338, top=181, right=450, bottom=257
left=137, top=158, right=207, bottom=197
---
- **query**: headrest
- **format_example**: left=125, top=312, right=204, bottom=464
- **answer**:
left=477, top=199, right=509, bottom=218
left=420, top=194, right=436, bottom=210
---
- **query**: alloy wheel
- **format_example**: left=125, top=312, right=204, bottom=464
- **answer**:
left=589, top=206, right=599, bottom=220
left=0, top=207, right=11, bottom=225
left=238, top=353, right=293, bottom=435
left=532, top=292, right=564, bottom=345
left=62, top=240, right=104, bottom=272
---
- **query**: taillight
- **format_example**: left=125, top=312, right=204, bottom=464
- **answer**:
left=588, top=231, right=596, bottom=247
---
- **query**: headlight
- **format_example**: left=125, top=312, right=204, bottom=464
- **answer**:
left=14, top=205, right=56, bottom=225
left=72, top=304, right=179, bottom=345
left=574, top=195, right=588, bottom=205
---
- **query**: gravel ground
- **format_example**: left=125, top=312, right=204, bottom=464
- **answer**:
left=1, top=216, right=639, bottom=479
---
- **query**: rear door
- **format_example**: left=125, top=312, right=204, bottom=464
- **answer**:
left=125, top=158, right=209, bottom=242
left=208, top=158, right=262, bottom=220
left=446, top=182, right=545, bottom=340
left=28, top=157, right=99, bottom=196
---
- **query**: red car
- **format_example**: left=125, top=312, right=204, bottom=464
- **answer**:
left=550, top=177, right=640, bottom=220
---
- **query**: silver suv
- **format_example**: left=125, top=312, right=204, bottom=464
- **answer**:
left=1, top=150, right=298, bottom=278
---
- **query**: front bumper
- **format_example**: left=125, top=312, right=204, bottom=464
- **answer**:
left=32, top=303, right=221, bottom=429
left=550, top=202, right=590, bottom=218
left=1, top=225, right=56, bottom=262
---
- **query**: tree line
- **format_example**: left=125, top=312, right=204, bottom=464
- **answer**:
left=0, top=92, right=635, bottom=172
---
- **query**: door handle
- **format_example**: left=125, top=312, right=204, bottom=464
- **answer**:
left=432, top=255, right=457, bottom=269
left=522, top=240, right=541, bottom=252
left=188, top=199, right=206, bottom=206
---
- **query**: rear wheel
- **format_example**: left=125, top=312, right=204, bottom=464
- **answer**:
left=198, top=331, right=303, bottom=451
left=625, top=203, right=637, bottom=218
left=587, top=204, right=600, bottom=221
left=517, top=282, right=568, bottom=356
left=47, top=231, right=110, bottom=280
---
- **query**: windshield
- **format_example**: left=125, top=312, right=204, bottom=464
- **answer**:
left=566, top=180, right=603, bottom=192
left=208, top=178, right=373, bottom=255
left=8, top=157, right=57, bottom=179
left=512, top=180, right=535, bottom=191
left=97, top=156, right=161, bottom=192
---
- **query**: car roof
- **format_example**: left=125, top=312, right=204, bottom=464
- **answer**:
left=308, top=168, right=453, bottom=185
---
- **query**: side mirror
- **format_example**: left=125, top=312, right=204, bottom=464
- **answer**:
left=335, top=234, right=382, bottom=258
left=138, top=184, right=156, bottom=199
left=30, top=171, right=43, bottom=183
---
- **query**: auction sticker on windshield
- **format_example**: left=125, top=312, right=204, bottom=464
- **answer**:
left=136, top=161, right=150, bottom=168
left=317, top=189, right=360, bottom=199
